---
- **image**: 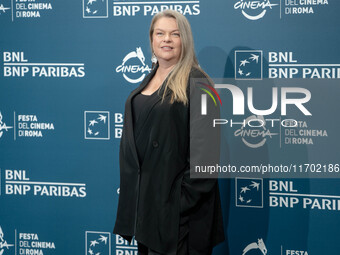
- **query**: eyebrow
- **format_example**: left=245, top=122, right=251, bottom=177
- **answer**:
left=154, top=28, right=180, bottom=32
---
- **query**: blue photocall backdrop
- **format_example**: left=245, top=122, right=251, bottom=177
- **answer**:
left=0, top=0, right=339, bottom=254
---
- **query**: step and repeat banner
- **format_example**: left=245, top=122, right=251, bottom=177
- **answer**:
left=1, top=0, right=339, bottom=254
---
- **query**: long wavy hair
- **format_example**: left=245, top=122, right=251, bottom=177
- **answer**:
left=149, top=10, right=207, bottom=105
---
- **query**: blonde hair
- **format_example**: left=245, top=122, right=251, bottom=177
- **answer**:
left=149, top=10, right=207, bottom=105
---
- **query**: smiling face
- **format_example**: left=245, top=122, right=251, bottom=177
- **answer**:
left=152, top=17, right=182, bottom=67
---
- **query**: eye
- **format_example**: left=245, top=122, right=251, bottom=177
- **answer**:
left=172, top=33, right=180, bottom=37
left=156, top=32, right=163, bottom=36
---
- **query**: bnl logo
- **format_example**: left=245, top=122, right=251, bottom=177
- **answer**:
left=83, top=0, right=108, bottom=18
left=235, top=50, right=263, bottom=80
left=84, top=111, right=110, bottom=140
left=85, top=231, right=111, bottom=255
left=235, top=178, right=263, bottom=208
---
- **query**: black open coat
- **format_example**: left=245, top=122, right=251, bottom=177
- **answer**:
left=113, top=65, right=225, bottom=254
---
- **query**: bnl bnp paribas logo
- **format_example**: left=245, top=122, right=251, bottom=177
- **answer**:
left=234, top=0, right=278, bottom=20
left=236, top=178, right=263, bottom=208
left=85, top=231, right=111, bottom=255
left=84, top=111, right=124, bottom=140
left=0, top=226, right=14, bottom=254
left=235, top=50, right=263, bottom=80
left=116, top=47, right=151, bottom=84
left=82, top=0, right=108, bottom=18
left=84, top=111, right=110, bottom=140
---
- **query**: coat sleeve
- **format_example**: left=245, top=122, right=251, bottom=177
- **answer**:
left=180, top=70, right=221, bottom=216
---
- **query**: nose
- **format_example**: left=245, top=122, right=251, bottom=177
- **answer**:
left=163, top=33, right=171, bottom=42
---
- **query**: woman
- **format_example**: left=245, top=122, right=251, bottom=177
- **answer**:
left=113, top=10, right=225, bottom=255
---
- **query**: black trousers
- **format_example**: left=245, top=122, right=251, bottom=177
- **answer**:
left=137, top=216, right=189, bottom=255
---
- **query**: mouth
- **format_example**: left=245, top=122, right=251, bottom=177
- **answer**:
left=161, top=46, right=173, bottom=50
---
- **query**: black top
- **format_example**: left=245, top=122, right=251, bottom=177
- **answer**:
left=132, top=92, right=156, bottom=125
left=131, top=90, right=159, bottom=165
